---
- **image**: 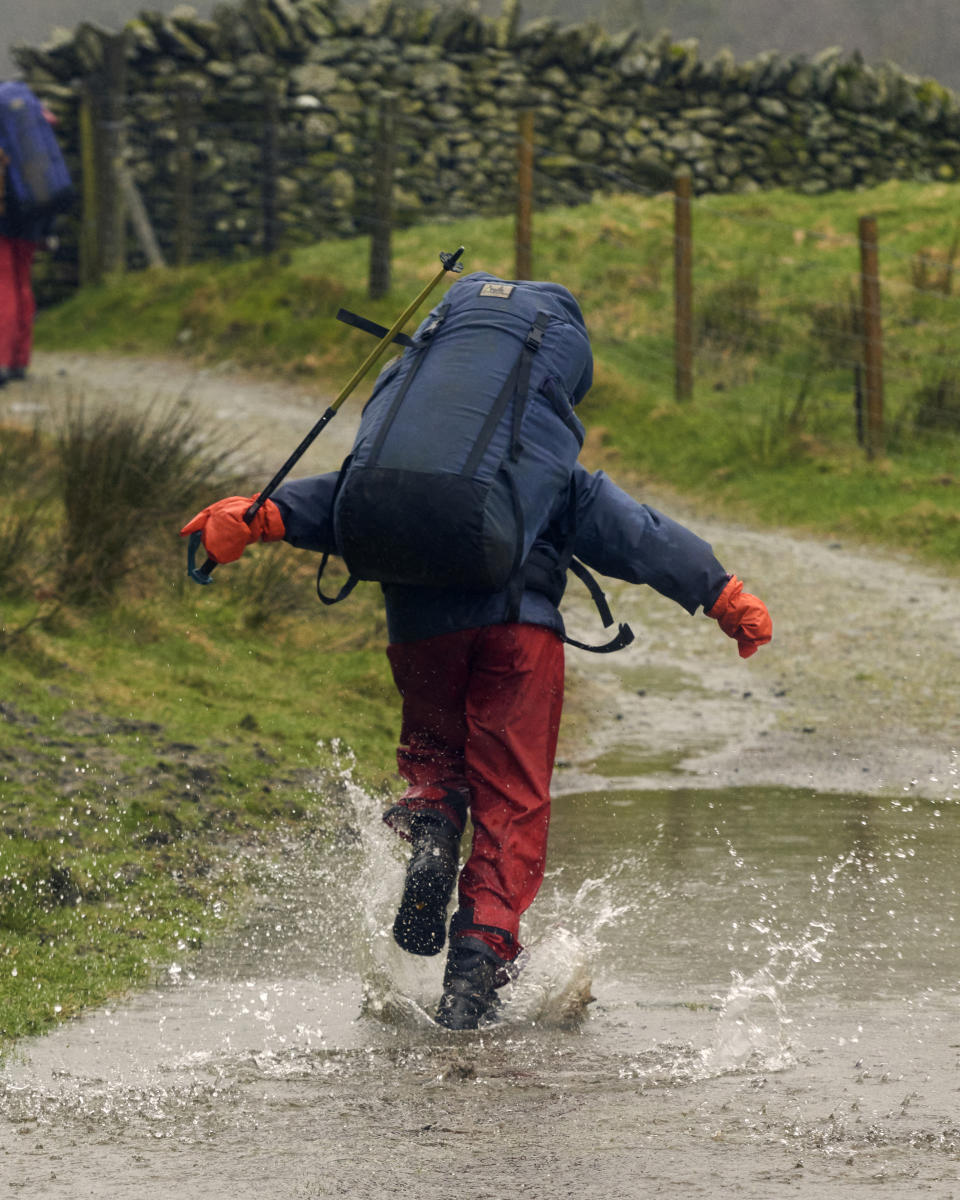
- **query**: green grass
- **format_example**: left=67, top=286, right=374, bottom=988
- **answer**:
left=0, top=545, right=398, bottom=1044
left=37, top=179, right=960, bottom=570
left=0, top=413, right=404, bottom=1045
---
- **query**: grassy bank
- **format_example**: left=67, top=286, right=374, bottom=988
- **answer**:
left=38, top=178, right=960, bottom=569
left=0, top=416, right=398, bottom=1045
left=0, top=569, right=399, bottom=1042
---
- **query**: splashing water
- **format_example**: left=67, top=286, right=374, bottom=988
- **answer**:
left=700, top=846, right=867, bottom=1077
left=498, top=867, right=639, bottom=1026
left=315, top=747, right=625, bottom=1032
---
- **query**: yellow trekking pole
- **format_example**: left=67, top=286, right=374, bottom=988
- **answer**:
left=188, top=246, right=464, bottom=584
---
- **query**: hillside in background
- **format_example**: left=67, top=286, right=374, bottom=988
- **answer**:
left=4, top=0, right=960, bottom=90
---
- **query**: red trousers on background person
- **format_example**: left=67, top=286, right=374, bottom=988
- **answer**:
left=386, top=623, right=565, bottom=962
left=0, top=236, right=37, bottom=375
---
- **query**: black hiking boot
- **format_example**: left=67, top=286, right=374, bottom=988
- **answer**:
left=392, top=813, right=460, bottom=957
left=435, top=938, right=505, bottom=1031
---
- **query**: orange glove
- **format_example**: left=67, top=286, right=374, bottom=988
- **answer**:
left=179, top=494, right=285, bottom=564
left=707, top=575, right=772, bottom=659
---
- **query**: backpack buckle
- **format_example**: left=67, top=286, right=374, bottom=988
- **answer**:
left=525, top=312, right=550, bottom=352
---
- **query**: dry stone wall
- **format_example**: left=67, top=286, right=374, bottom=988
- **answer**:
left=13, top=0, right=960, bottom=271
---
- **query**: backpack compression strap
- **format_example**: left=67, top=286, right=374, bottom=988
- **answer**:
left=463, top=311, right=550, bottom=476
left=335, top=308, right=416, bottom=348
left=564, top=559, right=636, bottom=653
left=528, top=477, right=635, bottom=653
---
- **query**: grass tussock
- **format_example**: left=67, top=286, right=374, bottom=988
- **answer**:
left=54, top=400, right=239, bottom=605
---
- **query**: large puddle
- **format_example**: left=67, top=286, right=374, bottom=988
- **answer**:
left=2, top=763, right=959, bottom=1197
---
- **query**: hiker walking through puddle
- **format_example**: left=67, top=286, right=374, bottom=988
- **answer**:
left=182, top=271, right=772, bottom=1030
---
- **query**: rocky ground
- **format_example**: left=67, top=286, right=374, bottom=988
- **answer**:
left=4, top=349, right=958, bottom=806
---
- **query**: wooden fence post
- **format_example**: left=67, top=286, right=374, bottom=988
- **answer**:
left=368, top=96, right=396, bottom=300
left=261, top=80, right=280, bottom=256
left=515, top=109, right=534, bottom=281
left=78, top=85, right=99, bottom=286
left=79, top=31, right=128, bottom=284
left=174, top=84, right=196, bottom=267
left=859, top=214, right=884, bottom=458
left=673, top=171, right=694, bottom=404
left=94, top=31, right=128, bottom=278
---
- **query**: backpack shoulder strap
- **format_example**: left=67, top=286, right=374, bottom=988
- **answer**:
left=542, top=477, right=636, bottom=653
left=316, top=552, right=359, bottom=606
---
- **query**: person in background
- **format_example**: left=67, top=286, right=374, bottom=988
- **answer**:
left=0, top=87, right=70, bottom=387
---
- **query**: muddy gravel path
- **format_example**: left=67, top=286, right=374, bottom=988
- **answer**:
left=4, top=350, right=960, bottom=1200
left=6, top=348, right=957, bottom=806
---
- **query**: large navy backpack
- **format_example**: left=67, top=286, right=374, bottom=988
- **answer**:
left=334, top=272, right=590, bottom=590
left=0, top=83, right=73, bottom=229
left=323, top=272, right=633, bottom=652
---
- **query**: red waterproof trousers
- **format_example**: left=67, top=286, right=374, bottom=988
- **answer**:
left=386, top=623, right=565, bottom=961
left=0, top=237, right=37, bottom=372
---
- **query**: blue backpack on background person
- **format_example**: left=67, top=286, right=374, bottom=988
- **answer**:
left=0, top=82, right=73, bottom=237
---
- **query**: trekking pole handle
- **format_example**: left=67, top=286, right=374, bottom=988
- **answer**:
left=186, top=489, right=272, bottom=585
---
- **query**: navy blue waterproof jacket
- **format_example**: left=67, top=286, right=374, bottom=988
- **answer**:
left=273, top=466, right=730, bottom=645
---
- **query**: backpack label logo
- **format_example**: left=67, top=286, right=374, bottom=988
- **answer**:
left=479, top=283, right=515, bottom=298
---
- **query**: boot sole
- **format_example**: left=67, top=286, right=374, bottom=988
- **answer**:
left=392, top=868, right=454, bottom=956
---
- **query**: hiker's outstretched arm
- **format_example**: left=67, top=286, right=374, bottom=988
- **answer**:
left=572, top=467, right=772, bottom=655
left=272, top=472, right=339, bottom=554
left=571, top=467, right=729, bottom=613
